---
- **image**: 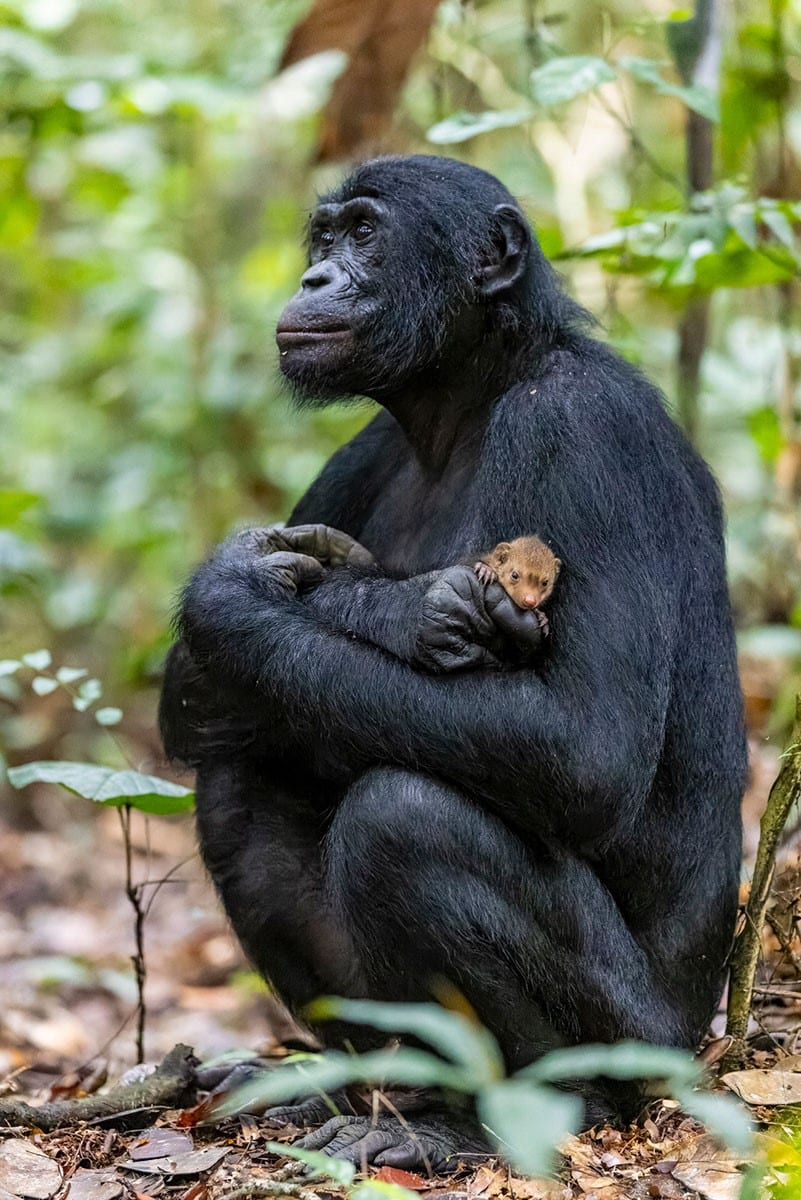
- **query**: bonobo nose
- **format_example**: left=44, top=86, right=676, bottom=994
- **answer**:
left=301, top=261, right=337, bottom=289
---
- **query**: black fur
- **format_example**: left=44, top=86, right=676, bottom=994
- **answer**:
left=160, top=156, right=746, bottom=1165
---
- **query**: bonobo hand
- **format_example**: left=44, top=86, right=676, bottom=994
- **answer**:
left=277, top=523, right=377, bottom=570
left=414, top=565, right=544, bottom=673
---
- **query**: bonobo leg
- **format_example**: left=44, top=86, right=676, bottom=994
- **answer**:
left=311, top=766, right=693, bottom=1162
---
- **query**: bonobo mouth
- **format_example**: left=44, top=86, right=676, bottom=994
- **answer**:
left=275, top=324, right=352, bottom=349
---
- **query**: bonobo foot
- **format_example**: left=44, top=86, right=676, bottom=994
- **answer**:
left=296, top=1111, right=489, bottom=1174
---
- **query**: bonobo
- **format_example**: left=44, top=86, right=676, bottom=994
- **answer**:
left=160, top=155, right=746, bottom=1171
left=474, top=536, right=560, bottom=633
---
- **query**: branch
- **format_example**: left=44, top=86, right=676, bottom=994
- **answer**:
left=722, top=695, right=801, bottom=1072
left=0, top=1044, right=198, bottom=1131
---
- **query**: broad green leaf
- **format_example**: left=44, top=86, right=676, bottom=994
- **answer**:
left=762, top=207, right=795, bottom=251
left=747, top=406, right=782, bottom=465
left=32, top=676, right=58, bottom=696
left=728, top=206, right=757, bottom=249
left=0, top=661, right=21, bottom=677
left=673, top=1087, right=752, bottom=1152
left=7, top=762, right=195, bottom=814
left=95, top=706, right=123, bottom=726
left=620, top=56, right=719, bottom=121
left=531, top=56, right=616, bottom=107
left=305, top=998, right=504, bottom=1082
left=210, top=1047, right=469, bottom=1119
left=22, top=649, right=52, bottom=671
left=523, top=1040, right=700, bottom=1086
left=0, top=491, right=38, bottom=527
left=427, top=109, right=533, bottom=145
left=265, top=1142, right=355, bottom=1186
left=479, top=1080, right=582, bottom=1176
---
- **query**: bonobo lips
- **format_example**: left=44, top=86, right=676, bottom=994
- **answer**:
left=275, top=322, right=352, bottom=349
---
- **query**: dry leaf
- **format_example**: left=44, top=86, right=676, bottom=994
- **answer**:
left=0, top=1141, right=62, bottom=1200
left=671, top=1161, right=744, bottom=1200
left=120, top=1148, right=229, bottom=1178
left=129, top=1129, right=194, bottom=1161
left=373, top=1167, right=429, bottom=1190
left=281, top=0, right=440, bottom=159
left=721, top=1067, right=801, bottom=1105
left=65, top=1170, right=123, bottom=1200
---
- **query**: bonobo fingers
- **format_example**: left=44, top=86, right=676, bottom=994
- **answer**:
left=263, top=1089, right=355, bottom=1128
left=415, top=565, right=501, bottom=673
left=295, top=1113, right=487, bottom=1174
left=280, top=524, right=377, bottom=569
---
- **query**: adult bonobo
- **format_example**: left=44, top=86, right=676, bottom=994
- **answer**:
left=160, top=155, right=746, bottom=1168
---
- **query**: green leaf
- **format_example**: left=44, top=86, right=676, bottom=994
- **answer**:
left=265, top=1142, right=355, bottom=1186
left=305, top=998, right=504, bottom=1082
left=620, top=56, right=719, bottom=121
left=95, top=706, right=123, bottom=726
left=531, top=56, right=616, bottom=106
left=479, top=1080, right=582, bottom=1176
left=31, top=676, right=58, bottom=696
left=523, top=1041, right=700, bottom=1086
left=728, top=206, right=757, bottom=250
left=747, top=406, right=782, bottom=465
left=0, top=491, right=39, bottom=527
left=673, top=1087, right=752, bottom=1152
left=22, top=649, right=52, bottom=670
left=426, top=109, right=533, bottom=145
left=7, top=762, right=195, bottom=814
left=761, top=207, right=795, bottom=251
left=0, top=660, right=21, bottom=677
left=211, top=1047, right=469, bottom=1119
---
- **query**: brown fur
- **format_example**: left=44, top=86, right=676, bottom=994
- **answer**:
left=475, top=536, right=561, bottom=612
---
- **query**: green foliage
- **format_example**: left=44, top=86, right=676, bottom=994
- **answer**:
left=220, top=998, right=752, bottom=1178
left=265, top=1142, right=356, bottom=1186
left=8, top=760, right=194, bottom=812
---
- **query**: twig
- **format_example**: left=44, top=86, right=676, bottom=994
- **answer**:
left=0, top=1044, right=197, bottom=1131
left=217, top=1185, right=321, bottom=1200
left=119, top=805, right=147, bottom=1062
left=722, top=695, right=801, bottom=1072
left=765, top=910, right=801, bottom=974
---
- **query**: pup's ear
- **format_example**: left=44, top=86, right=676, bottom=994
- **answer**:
left=494, top=542, right=511, bottom=564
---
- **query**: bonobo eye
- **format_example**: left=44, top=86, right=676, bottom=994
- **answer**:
left=510, top=571, right=520, bottom=581
left=353, top=222, right=374, bottom=241
left=318, top=229, right=335, bottom=246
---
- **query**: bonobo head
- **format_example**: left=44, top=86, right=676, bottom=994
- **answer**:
left=276, top=155, right=582, bottom=405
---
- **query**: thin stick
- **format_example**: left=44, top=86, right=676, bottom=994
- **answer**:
left=722, top=694, right=801, bottom=1072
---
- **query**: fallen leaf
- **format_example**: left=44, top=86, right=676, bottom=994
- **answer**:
left=374, top=1167, right=429, bottom=1190
left=120, top=1148, right=229, bottom=1178
left=129, top=1129, right=194, bottom=1161
left=65, top=1170, right=123, bottom=1200
left=467, top=1165, right=505, bottom=1197
left=0, top=1141, right=62, bottom=1200
left=671, top=1161, right=743, bottom=1200
left=721, top=1068, right=801, bottom=1105
left=571, top=1171, right=619, bottom=1193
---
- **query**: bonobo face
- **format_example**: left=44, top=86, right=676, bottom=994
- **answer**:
left=277, top=196, right=396, bottom=402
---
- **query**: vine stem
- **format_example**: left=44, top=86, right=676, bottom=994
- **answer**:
left=120, top=804, right=148, bottom=1063
left=721, top=694, right=801, bottom=1073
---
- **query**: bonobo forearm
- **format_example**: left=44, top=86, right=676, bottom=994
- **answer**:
left=300, top=568, right=439, bottom=662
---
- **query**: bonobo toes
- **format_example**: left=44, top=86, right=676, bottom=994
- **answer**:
left=263, top=1090, right=355, bottom=1128
left=296, top=1111, right=489, bottom=1174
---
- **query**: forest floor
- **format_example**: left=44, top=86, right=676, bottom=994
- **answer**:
left=1, top=730, right=800, bottom=1200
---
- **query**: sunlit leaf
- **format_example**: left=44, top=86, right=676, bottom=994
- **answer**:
left=479, top=1080, right=582, bottom=1176
left=427, top=109, right=533, bottom=144
left=0, top=661, right=21, bottom=677
left=55, top=666, right=89, bottom=684
left=523, top=1040, right=700, bottom=1086
left=620, top=56, right=719, bottom=121
left=94, top=706, right=123, bottom=726
left=530, top=56, right=616, bottom=106
left=7, top=761, right=195, bottom=814
left=305, top=997, right=504, bottom=1082
left=265, top=1142, right=355, bottom=1186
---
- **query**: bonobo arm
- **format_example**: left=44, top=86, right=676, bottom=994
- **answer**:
left=178, top=534, right=675, bottom=846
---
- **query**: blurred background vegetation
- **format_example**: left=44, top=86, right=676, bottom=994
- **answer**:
left=1, top=0, right=800, bottom=817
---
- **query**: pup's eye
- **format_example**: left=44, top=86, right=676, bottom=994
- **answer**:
left=510, top=571, right=520, bottom=581
left=542, top=578, right=549, bottom=587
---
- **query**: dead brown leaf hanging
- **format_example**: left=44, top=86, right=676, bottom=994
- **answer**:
left=281, top=0, right=440, bottom=160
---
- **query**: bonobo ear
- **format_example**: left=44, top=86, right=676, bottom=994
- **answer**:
left=495, top=542, right=512, bottom=563
left=477, top=204, right=530, bottom=298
